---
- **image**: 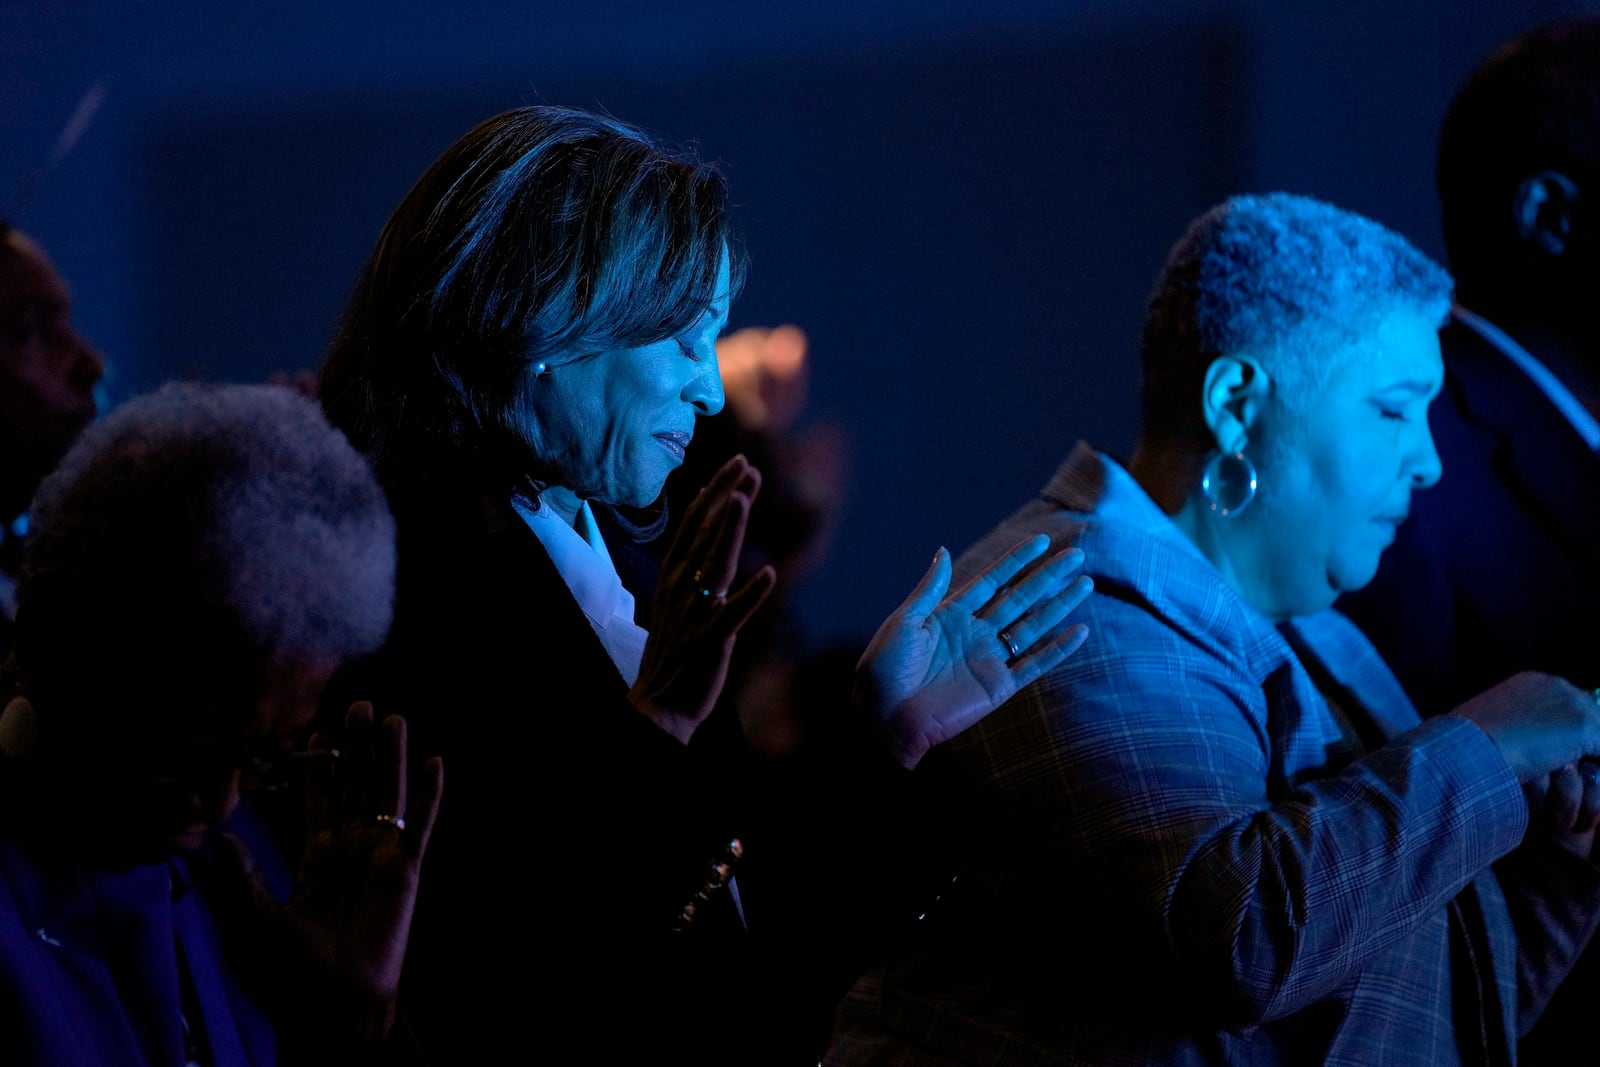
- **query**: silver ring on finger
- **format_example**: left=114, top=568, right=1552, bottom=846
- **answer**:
left=997, top=628, right=1021, bottom=659
left=372, top=813, right=406, bottom=831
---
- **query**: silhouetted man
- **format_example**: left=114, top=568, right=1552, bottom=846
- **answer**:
left=1339, top=20, right=1600, bottom=1062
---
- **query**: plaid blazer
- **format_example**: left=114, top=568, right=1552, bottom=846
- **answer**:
left=830, top=444, right=1600, bottom=1066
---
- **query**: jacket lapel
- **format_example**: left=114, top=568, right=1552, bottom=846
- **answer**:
left=1281, top=611, right=1422, bottom=743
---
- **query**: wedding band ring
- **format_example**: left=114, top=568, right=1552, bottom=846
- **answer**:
left=373, top=813, right=406, bottom=831
left=998, top=628, right=1020, bottom=659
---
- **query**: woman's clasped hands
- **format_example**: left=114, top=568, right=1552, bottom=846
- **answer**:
left=629, top=454, right=777, bottom=743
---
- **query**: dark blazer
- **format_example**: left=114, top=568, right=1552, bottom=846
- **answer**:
left=1339, top=313, right=1600, bottom=718
left=0, top=773, right=278, bottom=1067
left=334, top=478, right=767, bottom=1062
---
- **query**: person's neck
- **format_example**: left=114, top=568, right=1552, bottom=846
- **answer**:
left=1127, top=438, right=1285, bottom=622
left=538, top=486, right=584, bottom=528
left=1127, top=440, right=1234, bottom=577
left=1126, top=439, right=1196, bottom=516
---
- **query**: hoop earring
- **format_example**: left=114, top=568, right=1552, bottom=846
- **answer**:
left=1201, top=450, right=1257, bottom=517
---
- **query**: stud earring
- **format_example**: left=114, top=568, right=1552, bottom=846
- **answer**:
left=532, top=361, right=549, bottom=378
left=1201, top=450, right=1258, bottom=517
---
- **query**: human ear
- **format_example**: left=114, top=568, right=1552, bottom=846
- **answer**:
left=1513, top=170, right=1582, bottom=258
left=1200, top=354, right=1269, bottom=455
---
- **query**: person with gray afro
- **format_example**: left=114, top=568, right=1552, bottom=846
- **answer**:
left=0, top=380, right=443, bottom=1066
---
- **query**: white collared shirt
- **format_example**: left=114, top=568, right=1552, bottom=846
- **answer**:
left=512, top=496, right=746, bottom=927
left=1452, top=305, right=1600, bottom=450
left=513, top=497, right=648, bottom=686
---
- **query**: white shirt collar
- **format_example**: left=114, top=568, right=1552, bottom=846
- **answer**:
left=1452, top=305, right=1600, bottom=450
left=512, top=497, right=648, bottom=685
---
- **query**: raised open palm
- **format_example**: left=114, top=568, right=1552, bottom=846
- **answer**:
left=858, top=535, right=1092, bottom=768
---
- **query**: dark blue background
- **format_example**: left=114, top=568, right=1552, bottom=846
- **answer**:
left=0, top=0, right=1583, bottom=647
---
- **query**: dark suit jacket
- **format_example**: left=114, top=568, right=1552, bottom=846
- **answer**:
left=1339, top=314, right=1600, bottom=718
left=331, top=478, right=773, bottom=1062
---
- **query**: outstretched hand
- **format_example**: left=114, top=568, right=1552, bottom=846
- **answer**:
left=857, top=534, right=1093, bottom=769
left=287, top=702, right=443, bottom=1002
left=630, top=454, right=777, bottom=743
left=224, top=702, right=443, bottom=1012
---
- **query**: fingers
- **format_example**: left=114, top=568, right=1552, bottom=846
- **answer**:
left=979, top=546, right=1089, bottom=630
left=1536, top=761, right=1600, bottom=835
left=694, top=489, right=754, bottom=600
left=1542, top=766, right=1584, bottom=832
left=340, top=702, right=375, bottom=826
left=320, top=701, right=402, bottom=830
left=304, top=701, right=438, bottom=857
left=666, top=466, right=763, bottom=610
left=303, top=729, right=336, bottom=834
left=896, top=548, right=953, bottom=623
left=403, top=756, right=444, bottom=861
left=374, top=714, right=407, bottom=823
left=662, top=455, right=762, bottom=576
left=716, top=564, right=777, bottom=636
left=972, top=544, right=1086, bottom=625
left=990, top=574, right=1095, bottom=661
left=948, top=535, right=1052, bottom=615
left=696, top=453, right=761, bottom=505
left=1008, top=622, right=1091, bottom=691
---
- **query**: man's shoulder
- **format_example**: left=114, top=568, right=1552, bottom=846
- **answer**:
left=1437, top=314, right=1569, bottom=433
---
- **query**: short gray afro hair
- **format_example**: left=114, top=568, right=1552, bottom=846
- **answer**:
left=16, top=382, right=395, bottom=721
left=1139, top=192, right=1453, bottom=437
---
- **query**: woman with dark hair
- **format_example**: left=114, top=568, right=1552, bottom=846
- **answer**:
left=318, top=105, right=1092, bottom=1061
